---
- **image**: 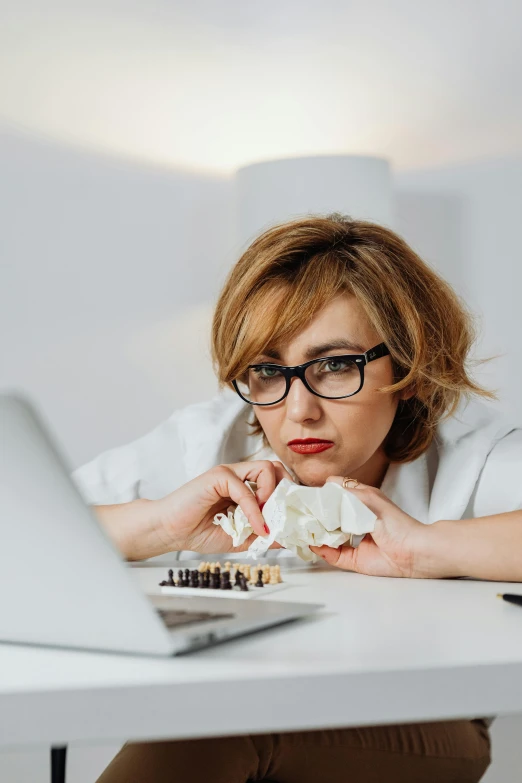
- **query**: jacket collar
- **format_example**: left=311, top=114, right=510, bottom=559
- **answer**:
left=383, top=398, right=518, bottom=523
left=178, top=390, right=259, bottom=482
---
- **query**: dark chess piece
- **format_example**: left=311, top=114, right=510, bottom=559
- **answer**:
left=199, top=572, right=207, bottom=588
left=234, top=569, right=241, bottom=587
left=239, top=575, right=249, bottom=592
left=167, top=569, right=175, bottom=586
left=190, top=570, right=199, bottom=588
left=221, top=572, right=232, bottom=590
left=159, top=580, right=168, bottom=586
left=203, top=570, right=210, bottom=588
left=177, top=569, right=184, bottom=587
left=209, top=572, right=218, bottom=589
left=255, top=569, right=264, bottom=587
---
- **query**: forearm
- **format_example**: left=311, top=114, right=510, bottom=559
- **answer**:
left=420, top=511, right=522, bottom=581
left=93, top=499, right=175, bottom=561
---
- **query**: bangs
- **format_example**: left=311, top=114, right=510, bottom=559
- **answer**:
left=221, top=252, right=349, bottom=383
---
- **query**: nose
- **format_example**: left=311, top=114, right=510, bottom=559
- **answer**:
left=284, top=376, right=323, bottom=423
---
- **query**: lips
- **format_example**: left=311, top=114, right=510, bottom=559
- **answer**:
left=287, top=438, right=334, bottom=454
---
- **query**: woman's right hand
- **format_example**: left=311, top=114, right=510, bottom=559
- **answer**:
left=96, top=460, right=292, bottom=560
left=156, top=460, right=292, bottom=554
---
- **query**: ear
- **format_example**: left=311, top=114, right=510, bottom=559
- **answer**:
left=397, top=384, right=416, bottom=402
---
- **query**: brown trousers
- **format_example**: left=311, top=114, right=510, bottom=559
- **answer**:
left=96, top=719, right=490, bottom=783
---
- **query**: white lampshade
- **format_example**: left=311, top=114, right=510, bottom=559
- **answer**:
left=235, top=155, right=392, bottom=247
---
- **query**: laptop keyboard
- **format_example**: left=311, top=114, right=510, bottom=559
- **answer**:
left=157, top=608, right=235, bottom=630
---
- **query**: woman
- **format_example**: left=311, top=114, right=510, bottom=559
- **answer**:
left=75, top=215, right=522, bottom=782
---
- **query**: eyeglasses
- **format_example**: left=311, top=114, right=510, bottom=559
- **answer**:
left=233, top=342, right=390, bottom=406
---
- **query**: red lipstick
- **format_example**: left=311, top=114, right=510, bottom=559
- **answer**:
left=287, top=438, right=334, bottom=454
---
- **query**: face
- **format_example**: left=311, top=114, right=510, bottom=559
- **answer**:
left=252, top=294, right=408, bottom=488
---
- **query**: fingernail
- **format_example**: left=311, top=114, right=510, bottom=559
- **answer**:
left=263, top=522, right=270, bottom=535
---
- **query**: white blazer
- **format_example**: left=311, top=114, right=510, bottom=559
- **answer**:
left=73, top=390, right=522, bottom=530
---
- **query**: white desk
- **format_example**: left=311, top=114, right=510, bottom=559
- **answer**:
left=2, top=563, right=522, bottom=749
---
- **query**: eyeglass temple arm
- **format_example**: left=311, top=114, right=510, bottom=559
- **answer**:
left=364, top=343, right=390, bottom=364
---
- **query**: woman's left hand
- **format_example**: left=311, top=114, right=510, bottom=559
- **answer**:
left=310, top=477, right=436, bottom=578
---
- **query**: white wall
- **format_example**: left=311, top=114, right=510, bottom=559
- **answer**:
left=0, top=128, right=233, bottom=467
left=394, top=157, right=522, bottom=424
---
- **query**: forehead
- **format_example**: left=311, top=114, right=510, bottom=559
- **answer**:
left=263, top=294, right=379, bottom=360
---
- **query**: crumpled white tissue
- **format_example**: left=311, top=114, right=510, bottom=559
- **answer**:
left=213, top=478, right=376, bottom=562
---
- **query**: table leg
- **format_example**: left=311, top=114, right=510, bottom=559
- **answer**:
left=51, top=746, right=67, bottom=783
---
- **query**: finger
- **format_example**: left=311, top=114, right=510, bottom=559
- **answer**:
left=214, top=468, right=269, bottom=537
left=311, top=544, right=357, bottom=571
left=325, top=476, right=397, bottom=518
left=227, top=460, right=285, bottom=506
left=271, top=460, right=294, bottom=483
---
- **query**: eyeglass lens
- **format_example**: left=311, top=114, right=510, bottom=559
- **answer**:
left=236, top=358, right=361, bottom=404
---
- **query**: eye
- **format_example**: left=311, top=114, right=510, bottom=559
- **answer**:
left=252, top=366, right=281, bottom=378
left=321, top=359, right=349, bottom=372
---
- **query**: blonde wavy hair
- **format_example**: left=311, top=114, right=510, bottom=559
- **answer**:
left=211, top=214, right=494, bottom=463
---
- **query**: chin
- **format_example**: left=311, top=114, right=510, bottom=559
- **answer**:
left=291, top=462, right=339, bottom=488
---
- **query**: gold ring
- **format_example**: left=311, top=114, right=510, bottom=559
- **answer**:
left=342, top=477, right=360, bottom=489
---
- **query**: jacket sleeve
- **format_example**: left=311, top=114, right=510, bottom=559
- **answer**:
left=71, top=411, right=187, bottom=505
left=465, top=428, right=522, bottom=518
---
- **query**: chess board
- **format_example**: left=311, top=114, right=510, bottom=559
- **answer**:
left=158, top=561, right=288, bottom=599
left=159, top=582, right=289, bottom=600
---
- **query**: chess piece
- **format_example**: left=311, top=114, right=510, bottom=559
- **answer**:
left=234, top=568, right=242, bottom=587
left=177, top=569, right=184, bottom=587
left=167, top=569, right=175, bottom=586
left=183, top=568, right=190, bottom=587
left=225, top=561, right=232, bottom=573
left=198, top=562, right=206, bottom=573
left=209, top=572, right=218, bottom=590
left=255, top=569, right=264, bottom=588
left=262, top=566, right=270, bottom=584
left=190, top=570, right=199, bottom=588
left=239, top=574, right=249, bottom=592
left=269, top=566, right=278, bottom=585
left=159, top=580, right=168, bottom=586
left=221, top=572, right=232, bottom=590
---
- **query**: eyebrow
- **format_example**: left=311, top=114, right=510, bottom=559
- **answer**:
left=259, top=339, right=366, bottom=362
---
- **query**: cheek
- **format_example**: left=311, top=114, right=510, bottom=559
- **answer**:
left=254, top=410, right=282, bottom=442
left=329, top=392, right=398, bottom=444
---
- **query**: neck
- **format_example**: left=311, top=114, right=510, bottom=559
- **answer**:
left=349, top=448, right=390, bottom=489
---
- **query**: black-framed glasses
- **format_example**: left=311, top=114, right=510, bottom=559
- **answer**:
left=232, top=342, right=390, bottom=406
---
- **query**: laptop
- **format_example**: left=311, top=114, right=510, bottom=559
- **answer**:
left=0, top=393, right=321, bottom=656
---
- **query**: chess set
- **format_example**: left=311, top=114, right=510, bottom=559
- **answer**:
left=159, top=561, right=288, bottom=600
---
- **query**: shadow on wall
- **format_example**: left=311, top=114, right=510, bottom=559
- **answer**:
left=0, top=126, right=233, bottom=467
